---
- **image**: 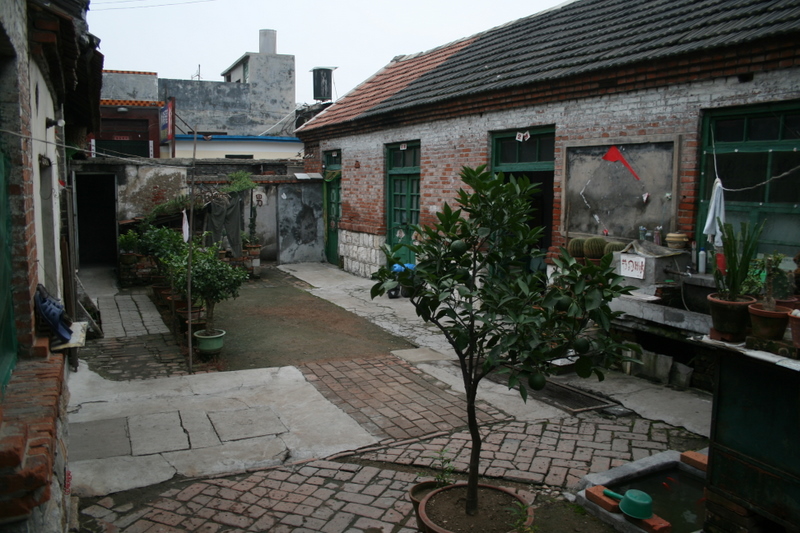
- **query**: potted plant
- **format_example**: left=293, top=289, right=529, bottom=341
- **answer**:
left=748, top=253, right=793, bottom=340
left=241, top=231, right=261, bottom=257
left=566, top=237, right=585, bottom=264
left=707, top=220, right=764, bottom=341
left=140, top=225, right=188, bottom=305
left=118, top=229, right=141, bottom=265
left=172, top=244, right=248, bottom=357
left=583, top=236, right=607, bottom=265
left=371, top=166, right=637, bottom=532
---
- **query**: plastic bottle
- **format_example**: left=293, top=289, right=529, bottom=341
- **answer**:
left=698, top=248, right=707, bottom=274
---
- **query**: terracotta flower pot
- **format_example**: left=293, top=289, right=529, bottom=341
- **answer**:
left=748, top=303, right=791, bottom=340
left=789, top=313, right=800, bottom=349
left=408, top=481, right=442, bottom=532
left=418, top=483, right=533, bottom=533
left=776, top=296, right=799, bottom=311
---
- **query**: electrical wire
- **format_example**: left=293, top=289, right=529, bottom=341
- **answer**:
left=91, top=0, right=218, bottom=11
left=0, top=128, right=187, bottom=169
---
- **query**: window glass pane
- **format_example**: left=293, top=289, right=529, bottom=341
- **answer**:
left=768, top=152, right=800, bottom=203
left=392, top=150, right=403, bottom=168
left=759, top=213, right=800, bottom=256
left=748, top=116, right=780, bottom=141
left=783, top=115, right=800, bottom=139
left=499, top=139, right=516, bottom=164
left=539, top=135, right=555, bottom=162
left=712, top=152, right=769, bottom=202
left=519, top=139, right=537, bottom=162
left=715, top=119, right=745, bottom=142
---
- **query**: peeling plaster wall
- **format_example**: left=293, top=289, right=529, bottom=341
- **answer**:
left=277, top=183, right=324, bottom=264
left=101, top=71, right=159, bottom=101
left=116, top=165, right=187, bottom=221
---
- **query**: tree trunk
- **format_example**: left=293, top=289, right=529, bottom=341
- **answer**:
left=206, top=302, right=215, bottom=333
left=465, top=381, right=481, bottom=515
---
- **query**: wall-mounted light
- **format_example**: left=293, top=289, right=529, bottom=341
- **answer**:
left=45, top=118, right=65, bottom=128
left=117, top=106, right=129, bottom=113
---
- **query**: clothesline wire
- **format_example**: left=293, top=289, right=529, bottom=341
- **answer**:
left=710, top=125, right=800, bottom=192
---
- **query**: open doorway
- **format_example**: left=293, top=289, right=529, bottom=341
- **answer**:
left=75, top=173, right=117, bottom=266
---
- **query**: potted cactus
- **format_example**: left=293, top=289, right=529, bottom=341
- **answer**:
left=604, top=241, right=627, bottom=255
left=567, top=237, right=585, bottom=264
left=584, top=236, right=607, bottom=265
left=748, top=253, right=793, bottom=340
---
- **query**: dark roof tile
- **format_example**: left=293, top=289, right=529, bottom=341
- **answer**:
left=298, top=0, right=800, bottom=133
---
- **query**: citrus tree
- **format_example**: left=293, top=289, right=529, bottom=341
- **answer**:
left=170, top=244, right=248, bottom=334
left=371, top=165, right=637, bottom=515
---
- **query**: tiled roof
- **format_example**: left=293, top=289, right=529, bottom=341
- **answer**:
left=299, top=0, right=800, bottom=133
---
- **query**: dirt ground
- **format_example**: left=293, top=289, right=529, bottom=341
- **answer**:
left=210, top=267, right=415, bottom=371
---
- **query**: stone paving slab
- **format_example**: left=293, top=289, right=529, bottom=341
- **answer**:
left=70, top=418, right=131, bottom=461
left=130, top=411, right=190, bottom=455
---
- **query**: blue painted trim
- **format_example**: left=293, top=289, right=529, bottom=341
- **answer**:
left=174, top=135, right=302, bottom=143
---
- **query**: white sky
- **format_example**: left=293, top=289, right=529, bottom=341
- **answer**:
left=87, top=0, right=570, bottom=107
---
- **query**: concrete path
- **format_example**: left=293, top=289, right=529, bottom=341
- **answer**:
left=280, top=263, right=713, bottom=437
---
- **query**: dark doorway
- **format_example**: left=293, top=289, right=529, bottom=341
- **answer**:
left=76, top=174, right=117, bottom=265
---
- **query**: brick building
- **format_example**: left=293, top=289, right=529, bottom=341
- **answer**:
left=0, top=0, right=102, bottom=529
left=296, top=0, right=800, bottom=277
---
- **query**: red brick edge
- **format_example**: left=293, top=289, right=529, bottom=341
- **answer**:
left=0, top=352, right=65, bottom=520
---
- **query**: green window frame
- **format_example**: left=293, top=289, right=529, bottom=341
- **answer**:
left=491, top=128, right=556, bottom=250
left=0, top=152, right=18, bottom=394
left=492, top=127, right=556, bottom=174
left=699, top=102, right=800, bottom=256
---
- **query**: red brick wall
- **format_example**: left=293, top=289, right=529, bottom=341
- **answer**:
left=302, top=37, right=800, bottom=276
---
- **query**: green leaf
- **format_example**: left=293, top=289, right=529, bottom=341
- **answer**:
left=585, top=288, right=602, bottom=310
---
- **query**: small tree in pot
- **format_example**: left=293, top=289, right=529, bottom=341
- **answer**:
left=170, top=243, right=248, bottom=356
left=371, top=166, right=636, bottom=527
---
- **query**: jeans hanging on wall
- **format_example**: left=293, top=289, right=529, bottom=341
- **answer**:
left=208, top=193, right=243, bottom=257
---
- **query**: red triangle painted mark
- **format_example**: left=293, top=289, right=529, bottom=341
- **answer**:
left=602, top=146, right=641, bottom=180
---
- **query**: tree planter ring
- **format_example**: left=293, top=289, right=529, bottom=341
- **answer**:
left=418, top=483, right=533, bottom=533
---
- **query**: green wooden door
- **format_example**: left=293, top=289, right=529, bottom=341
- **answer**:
left=324, top=151, right=342, bottom=266
left=0, top=152, right=18, bottom=393
left=386, top=143, right=420, bottom=264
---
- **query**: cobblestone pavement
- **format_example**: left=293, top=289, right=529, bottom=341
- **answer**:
left=79, top=333, right=220, bottom=380
left=79, top=353, right=707, bottom=533
left=299, top=355, right=510, bottom=440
